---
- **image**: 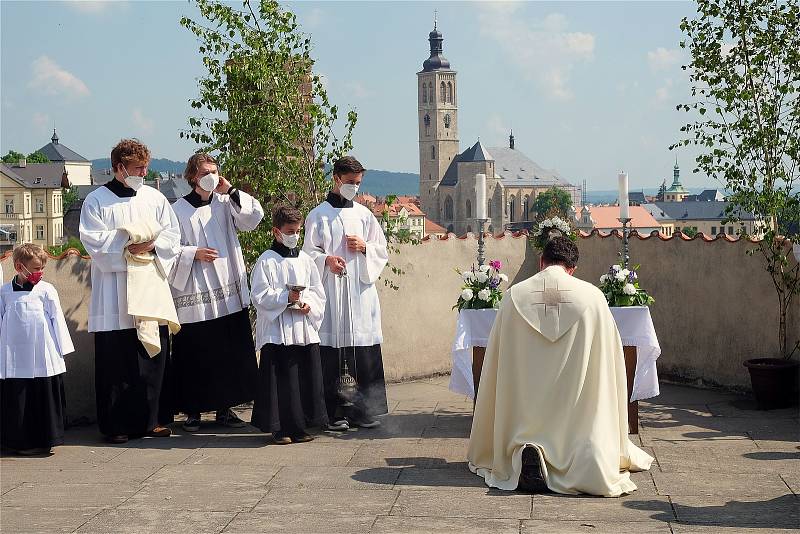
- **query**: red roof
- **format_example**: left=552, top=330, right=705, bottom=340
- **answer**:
left=371, top=201, right=425, bottom=218
left=588, top=206, right=661, bottom=229
left=425, top=218, right=447, bottom=234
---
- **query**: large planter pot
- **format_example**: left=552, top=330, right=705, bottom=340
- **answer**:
left=743, top=358, right=800, bottom=410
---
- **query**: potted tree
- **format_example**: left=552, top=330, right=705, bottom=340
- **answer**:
left=677, top=0, right=800, bottom=408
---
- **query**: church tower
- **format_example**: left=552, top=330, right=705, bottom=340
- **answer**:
left=417, top=19, right=459, bottom=222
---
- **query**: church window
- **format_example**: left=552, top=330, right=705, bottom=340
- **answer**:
left=443, top=114, right=451, bottom=128
left=523, top=195, right=530, bottom=221
left=488, top=201, right=492, bottom=218
left=422, top=83, right=428, bottom=103
left=424, top=114, right=431, bottom=136
left=431, top=145, right=436, bottom=160
left=509, top=196, right=516, bottom=222
left=444, top=196, right=454, bottom=221
left=466, top=199, right=472, bottom=218
left=440, top=81, right=446, bottom=103
left=447, top=81, right=453, bottom=103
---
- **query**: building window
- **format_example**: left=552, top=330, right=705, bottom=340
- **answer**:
left=447, top=81, right=453, bottom=103
left=728, top=226, right=734, bottom=234
left=444, top=196, right=454, bottom=221
left=444, top=114, right=451, bottom=129
left=509, top=196, right=516, bottom=222
left=488, top=201, right=492, bottom=218
left=424, top=114, right=431, bottom=136
left=36, top=225, right=44, bottom=240
left=4, top=199, right=13, bottom=214
left=711, top=226, right=717, bottom=235
left=422, top=83, right=428, bottom=103
left=523, top=195, right=530, bottom=221
left=440, top=81, right=446, bottom=103
left=36, top=198, right=44, bottom=213
left=431, top=145, right=436, bottom=160
left=466, top=199, right=472, bottom=219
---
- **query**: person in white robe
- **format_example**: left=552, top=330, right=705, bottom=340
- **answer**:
left=1, top=244, right=74, bottom=454
left=79, top=138, right=180, bottom=444
left=467, top=237, right=654, bottom=497
left=302, top=156, right=389, bottom=430
left=167, top=152, right=264, bottom=432
left=250, top=204, right=328, bottom=443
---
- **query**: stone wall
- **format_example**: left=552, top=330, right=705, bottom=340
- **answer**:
left=2, top=232, right=798, bottom=422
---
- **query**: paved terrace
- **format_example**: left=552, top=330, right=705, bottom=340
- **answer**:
left=1, top=377, right=798, bottom=533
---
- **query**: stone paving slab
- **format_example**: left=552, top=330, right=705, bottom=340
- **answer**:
left=222, top=512, right=376, bottom=533
left=253, top=488, right=398, bottom=516
left=1, top=379, right=797, bottom=534
left=371, top=516, right=520, bottom=534
left=521, top=519, right=674, bottom=533
left=0, top=506, right=103, bottom=534
left=391, top=489, right=532, bottom=519
left=76, top=510, right=237, bottom=533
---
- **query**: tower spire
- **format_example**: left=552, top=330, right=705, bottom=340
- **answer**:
left=434, top=9, right=437, bottom=30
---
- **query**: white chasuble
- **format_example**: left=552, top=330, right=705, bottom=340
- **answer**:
left=0, top=281, right=75, bottom=378
left=250, top=249, right=326, bottom=347
left=467, top=265, right=653, bottom=497
left=79, top=185, right=181, bottom=332
left=302, top=200, right=388, bottom=347
left=169, top=191, right=264, bottom=324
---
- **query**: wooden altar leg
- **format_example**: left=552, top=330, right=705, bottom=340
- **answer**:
left=472, top=346, right=486, bottom=405
left=623, top=346, right=639, bottom=434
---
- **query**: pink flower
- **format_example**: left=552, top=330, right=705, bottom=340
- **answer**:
left=489, top=260, right=502, bottom=271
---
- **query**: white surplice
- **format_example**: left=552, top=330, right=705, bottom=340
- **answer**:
left=169, top=191, right=264, bottom=324
left=250, top=249, right=326, bottom=347
left=302, top=200, right=388, bottom=347
left=0, top=281, right=75, bottom=378
left=79, top=184, right=181, bottom=332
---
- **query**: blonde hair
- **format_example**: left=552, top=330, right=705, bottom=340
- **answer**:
left=12, top=243, right=48, bottom=267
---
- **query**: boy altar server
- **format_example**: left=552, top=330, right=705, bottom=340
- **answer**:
left=250, top=205, right=327, bottom=444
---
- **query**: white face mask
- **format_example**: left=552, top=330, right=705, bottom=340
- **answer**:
left=122, top=167, right=144, bottom=191
left=198, top=172, right=220, bottom=193
left=279, top=231, right=299, bottom=249
left=339, top=183, right=359, bottom=201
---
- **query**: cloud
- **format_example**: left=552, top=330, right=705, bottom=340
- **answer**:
left=478, top=4, right=594, bottom=101
left=32, top=112, right=51, bottom=132
left=303, top=7, right=325, bottom=30
left=132, top=108, right=154, bottom=135
left=486, top=113, right=511, bottom=144
left=28, top=56, right=90, bottom=98
left=654, top=78, right=674, bottom=103
left=647, top=47, right=682, bottom=72
left=344, top=81, right=372, bottom=99
left=65, top=1, right=126, bottom=13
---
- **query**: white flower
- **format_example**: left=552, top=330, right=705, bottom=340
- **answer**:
left=620, top=269, right=630, bottom=278
left=478, top=264, right=490, bottom=272
left=499, top=273, right=509, bottom=282
left=600, top=274, right=609, bottom=283
left=475, top=272, right=489, bottom=283
left=623, top=283, right=637, bottom=295
left=615, top=271, right=627, bottom=282
left=478, top=289, right=491, bottom=301
left=462, top=271, right=474, bottom=282
left=612, top=264, right=621, bottom=271
left=461, top=288, right=474, bottom=301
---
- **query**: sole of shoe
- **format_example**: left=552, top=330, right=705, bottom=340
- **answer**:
left=291, top=435, right=315, bottom=443
left=273, top=436, right=292, bottom=445
left=106, top=435, right=129, bottom=444
left=352, top=420, right=381, bottom=429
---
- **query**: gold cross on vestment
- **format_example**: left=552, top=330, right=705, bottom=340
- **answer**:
left=530, top=280, right=572, bottom=315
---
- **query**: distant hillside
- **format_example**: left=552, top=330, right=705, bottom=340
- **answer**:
left=91, top=158, right=420, bottom=195
left=91, top=158, right=186, bottom=173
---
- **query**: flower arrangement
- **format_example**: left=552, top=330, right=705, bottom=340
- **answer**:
left=598, top=263, right=655, bottom=307
left=453, top=259, right=509, bottom=311
left=532, top=216, right=578, bottom=251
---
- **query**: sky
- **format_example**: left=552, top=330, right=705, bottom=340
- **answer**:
left=1, top=0, right=706, bottom=191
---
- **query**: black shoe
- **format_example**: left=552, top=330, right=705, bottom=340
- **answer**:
left=291, top=433, right=315, bottom=443
left=183, top=415, right=201, bottom=432
left=518, top=446, right=548, bottom=493
left=216, top=409, right=246, bottom=428
left=273, top=432, right=292, bottom=445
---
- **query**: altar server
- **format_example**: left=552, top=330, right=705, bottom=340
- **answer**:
left=302, top=156, right=389, bottom=430
left=79, top=138, right=180, bottom=443
left=168, top=152, right=264, bottom=431
left=467, top=237, right=653, bottom=496
left=1, top=244, right=74, bottom=455
left=250, top=204, right=327, bottom=443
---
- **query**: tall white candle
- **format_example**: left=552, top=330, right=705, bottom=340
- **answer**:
left=475, top=173, right=487, bottom=220
left=618, top=172, right=629, bottom=220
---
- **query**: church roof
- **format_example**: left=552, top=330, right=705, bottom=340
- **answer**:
left=38, top=130, right=89, bottom=163
left=587, top=206, right=661, bottom=230
left=440, top=144, right=575, bottom=189
left=640, top=203, right=673, bottom=222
